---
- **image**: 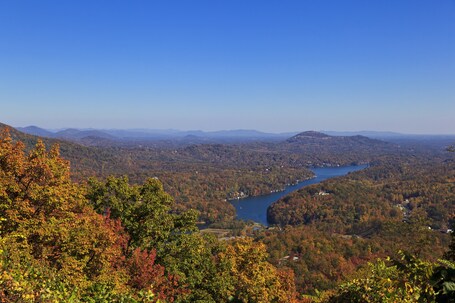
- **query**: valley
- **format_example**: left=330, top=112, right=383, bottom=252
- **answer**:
left=1, top=122, right=454, bottom=301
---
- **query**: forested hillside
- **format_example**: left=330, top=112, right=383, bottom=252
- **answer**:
left=265, top=153, right=455, bottom=295
left=3, top=123, right=315, bottom=223
left=0, top=130, right=300, bottom=302
left=268, top=157, right=455, bottom=230
left=3, top=124, right=403, bottom=224
left=2, top=123, right=454, bottom=302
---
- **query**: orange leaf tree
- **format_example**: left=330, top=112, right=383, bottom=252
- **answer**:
left=0, top=129, right=128, bottom=298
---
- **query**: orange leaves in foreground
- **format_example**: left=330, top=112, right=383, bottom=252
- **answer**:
left=221, top=237, right=300, bottom=303
left=0, top=129, right=181, bottom=300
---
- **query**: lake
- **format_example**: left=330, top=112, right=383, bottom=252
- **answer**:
left=230, top=164, right=368, bottom=226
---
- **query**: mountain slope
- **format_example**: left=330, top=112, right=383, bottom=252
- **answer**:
left=286, top=131, right=331, bottom=143
left=284, top=131, right=388, bottom=146
left=55, top=128, right=115, bottom=140
left=268, top=131, right=399, bottom=166
left=1, top=123, right=121, bottom=180
left=16, top=125, right=55, bottom=137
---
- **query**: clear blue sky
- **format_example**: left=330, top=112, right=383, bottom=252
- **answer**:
left=1, top=0, right=454, bottom=134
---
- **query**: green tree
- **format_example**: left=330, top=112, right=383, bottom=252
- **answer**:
left=86, top=176, right=198, bottom=253
left=321, top=252, right=435, bottom=303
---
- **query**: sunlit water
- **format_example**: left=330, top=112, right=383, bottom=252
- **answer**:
left=230, top=165, right=368, bottom=226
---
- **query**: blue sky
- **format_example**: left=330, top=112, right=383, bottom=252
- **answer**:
left=1, top=0, right=454, bottom=134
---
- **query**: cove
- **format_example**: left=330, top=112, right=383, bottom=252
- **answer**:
left=230, top=164, right=368, bottom=226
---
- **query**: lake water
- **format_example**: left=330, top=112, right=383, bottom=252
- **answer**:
left=230, top=164, right=368, bottom=226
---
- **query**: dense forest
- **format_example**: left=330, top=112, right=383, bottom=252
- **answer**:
left=1, top=123, right=455, bottom=302
left=265, top=153, right=455, bottom=294
left=268, top=157, right=455, bottom=230
left=3, top=123, right=402, bottom=225
left=0, top=129, right=300, bottom=302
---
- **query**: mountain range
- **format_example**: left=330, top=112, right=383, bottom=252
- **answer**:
left=16, top=125, right=299, bottom=146
left=12, top=124, right=455, bottom=149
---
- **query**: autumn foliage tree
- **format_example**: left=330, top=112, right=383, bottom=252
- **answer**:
left=85, top=176, right=302, bottom=302
left=218, top=237, right=300, bottom=303
left=0, top=129, right=302, bottom=302
left=0, top=129, right=180, bottom=301
left=0, top=129, right=125, bottom=288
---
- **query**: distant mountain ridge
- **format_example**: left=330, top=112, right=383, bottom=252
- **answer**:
left=16, top=125, right=56, bottom=137
left=286, top=131, right=331, bottom=143
left=55, top=129, right=116, bottom=140
left=323, top=130, right=403, bottom=138
left=267, top=130, right=398, bottom=166
left=14, top=125, right=452, bottom=151
left=284, top=131, right=387, bottom=146
left=15, top=125, right=298, bottom=146
left=17, top=126, right=115, bottom=139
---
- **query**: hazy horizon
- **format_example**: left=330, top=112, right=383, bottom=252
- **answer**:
left=12, top=124, right=455, bottom=136
left=1, top=1, right=454, bottom=134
